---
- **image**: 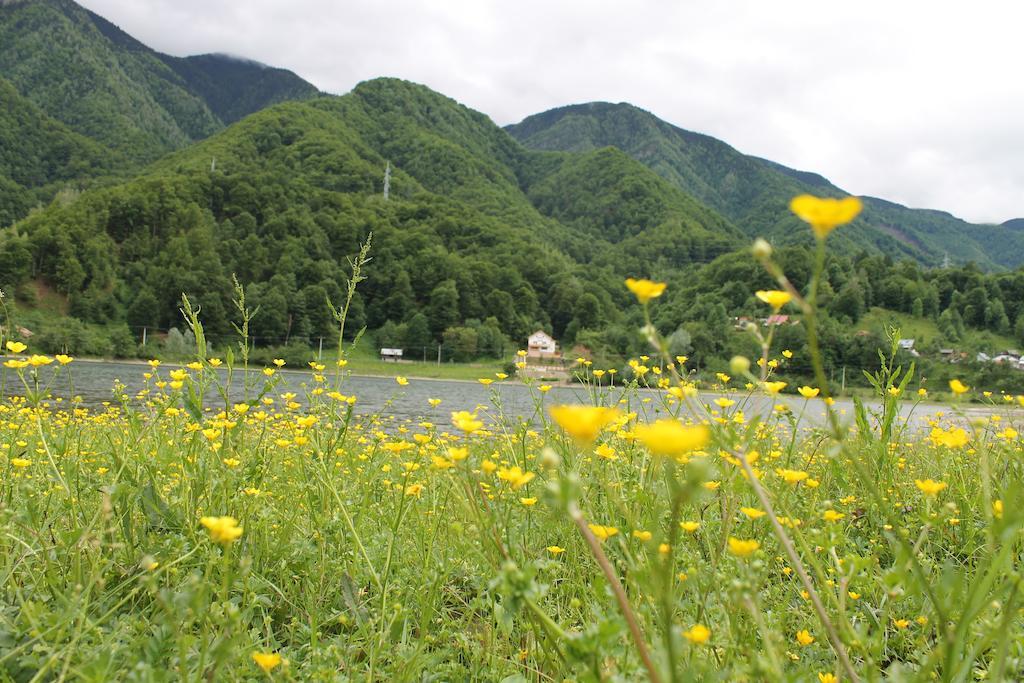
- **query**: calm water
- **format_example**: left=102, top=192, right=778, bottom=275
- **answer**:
left=2, top=360, right=999, bottom=429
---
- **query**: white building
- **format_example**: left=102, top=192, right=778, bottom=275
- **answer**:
left=526, top=330, right=558, bottom=359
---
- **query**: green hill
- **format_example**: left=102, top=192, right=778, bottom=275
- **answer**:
left=507, top=102, right=1024, bottom=268
left=158, top=53, right=320, bottom=126
left=0, top=76, right=117, bottom=226
left=0, top=0, right=318, bottom=162
left=1, top=78, right=740, bottom=351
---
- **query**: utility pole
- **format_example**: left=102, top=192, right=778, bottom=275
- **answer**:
left=142, top=327, right=147, bottom=346
left=437, top=344, right=442, bottom=366
left=211, top=157, right=216, bottom=172
left=383, top=161, right=391, bottom=200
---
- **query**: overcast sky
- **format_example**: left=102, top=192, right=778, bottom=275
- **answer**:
left=79, top=0, right=1024, bottom=224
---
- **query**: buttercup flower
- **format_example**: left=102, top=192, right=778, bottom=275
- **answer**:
left=633, top=420, right=709, bottom=458
left=252, top=652, right=282, bottom=673
left=728, top=537, right=760, bottom=558
left=790, top=194, right=863, bottom=239
left=549, top=405, right=620, bottom=444
left=625, top=278, right=667, bottom=304
left=200, top=516, right=243, bottom=544
left=755, top=290, right=792, bottom=312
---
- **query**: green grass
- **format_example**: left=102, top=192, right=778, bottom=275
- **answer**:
left=0, top=348, right=1021, bottom=681
left=859, top=306, right=1018, bottom=351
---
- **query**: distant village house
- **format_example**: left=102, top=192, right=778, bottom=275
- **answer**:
left=526, top=330, right=559, bottom=360
left=380, top=347, right=403, bottom=362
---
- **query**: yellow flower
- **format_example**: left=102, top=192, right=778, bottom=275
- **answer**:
left=233, top=403, right=250, bottom=414
left=632, top=530, right=653, bottom=541
left=5, top=341, right=26, bottom=354
left=451, top=411, right=483, bottom=434
left=762, top=381, right=787, bottom=395
left=727, top=537, right=760, bottom=558
left=796, top=629, right=815, bottom=646
left=11, top=458, right=31, bottom=468
left=548, top=405, right=620, bottom=444
left=822, top=510, right=845, bottom=523
left=587, top=524, right=619, bottom=542
left=994, top=500, right=1004, bottom=519
left=633, top=420, right=709, bottom=458
left=55, top=354, right=73, bottom=365
left=396, top=376, right=409, bottom=386
left=755, top=290, right=792, bottom=312
left=740, top=507, right=766, bottom=520
left=28, top=355, right=53, bottom=367
left=915, top=479, right=947, bottom=497
left=404, top=483, right=424, bottom=497
left=208, top=358, right=222, bottom=367
left=683, top=624, right=711, bottom=645
left=546, top=545, right=566, bottom=554
left=777, top=468, right=809, bottom=485
left=797, top=386, right=820, bottom=399
left=789, top=194, right=863, bottom=239
left=949, top=379, right=969, bottom=395
left=519, top=497, right=537, bottom=506
left=200, top=516, right=243, bottom=544
left=893, top=618, right=911, bottom=629
left=819, top=674, right=838, bottom=683
left=929, top=427, right=969, bottom=448
left=497, top=466, right=536, bottom=490
left=679, top=521, right=701, bottom=533
left=252, top=652, right=282, bottom=673
left=625, top=278, right=667, bottom=304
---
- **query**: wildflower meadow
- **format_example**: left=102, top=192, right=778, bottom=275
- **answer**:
left=2, top=195, right=1022, bottom=681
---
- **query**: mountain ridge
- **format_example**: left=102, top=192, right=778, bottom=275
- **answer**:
left=507, top=101, right=1024, bottom=268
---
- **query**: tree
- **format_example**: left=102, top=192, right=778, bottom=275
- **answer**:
left=428, top=279, right=460, bottom=339
left=405, top=312, right=433, bottom=351
left=831, top=280, right=865, bottom=322
left=384, top=270, right=415, bottom=322
left=127, top=289, right=160, bottom=328
left=442, top=326, right=478, bottom=362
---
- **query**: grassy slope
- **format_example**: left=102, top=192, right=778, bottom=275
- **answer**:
left=857, top=307, right=1017, bottom=351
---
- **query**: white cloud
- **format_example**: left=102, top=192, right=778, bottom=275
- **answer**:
left=78, top=0, right=1024, bottom=224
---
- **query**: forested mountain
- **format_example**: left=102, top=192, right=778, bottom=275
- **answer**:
left=0, top=77, right=116, bottom=226
left=0, top=0, right=319, bottom=226
left=507, top=102, right=1024, bottom=268
left=0, top=78, right=740, bottom=354
left=0, top=0, right=318, bottom=161
left=158, top=53, right=321, bottom=126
